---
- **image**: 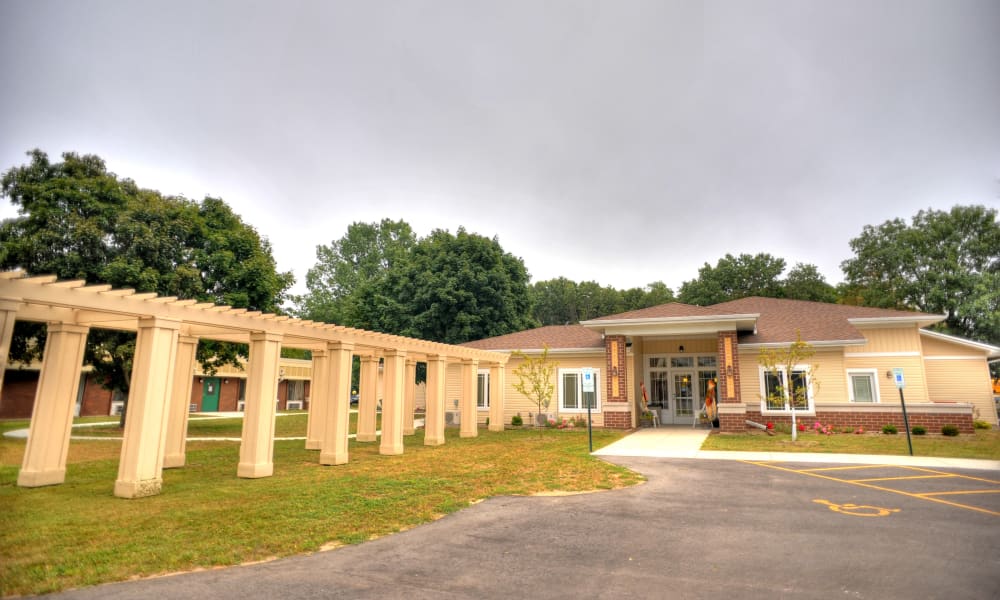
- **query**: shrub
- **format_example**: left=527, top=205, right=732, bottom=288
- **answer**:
left=911, top=425, right=926, bottom=435
left=973, top=420, right=991, bottom=430
left=882, top=424, right=898, bottom=435
left=941, top=424, right=960, bottom=437
left=511, top=414, right=523, bottom=427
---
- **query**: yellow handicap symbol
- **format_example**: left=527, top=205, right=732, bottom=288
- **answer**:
left=814, top=499, right=900, bottom=517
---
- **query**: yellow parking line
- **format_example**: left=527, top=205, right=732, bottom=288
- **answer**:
left=799, top=465, right=892, bottom=473
left=744, top=461, right=1000, bottom=517
left=917, top=489, right=1000, bottom=497
left=898, top=467, right=1000, bottom=485
left=849, top=474, right=956, bottom=483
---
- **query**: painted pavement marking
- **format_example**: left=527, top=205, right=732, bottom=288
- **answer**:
left=745, top=460, right=1000, bottom=517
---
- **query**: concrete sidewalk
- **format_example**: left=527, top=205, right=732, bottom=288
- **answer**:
left=592, top=426, right=1000, bottom=471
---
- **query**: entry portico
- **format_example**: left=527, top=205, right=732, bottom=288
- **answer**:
left=0, top=271, right=507, bottom=498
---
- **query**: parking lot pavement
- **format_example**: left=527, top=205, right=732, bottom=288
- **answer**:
left=51, top=458, right=1000, bottom=600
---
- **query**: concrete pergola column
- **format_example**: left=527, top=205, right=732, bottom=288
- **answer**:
left=424, top=355, right=447, bottom=446
left=488, top=363, right=505, bottom=432
left=114, top=317, right=181, bottom=498
left=380, top=349, right=406, bottom=455
left=305, top=348, right=329, bottom=450
left=357, top=354, right=379, bottom=442
left=163, top=335, right=199, bottom=468
left=17, top=321, right=89, bottom=488
left=320, top=341, right=354, bottom=465
left=460, top=358, right=479, bottom=438
left=403, top=359, right=417, bottom=435
left=237, top=331, right=282, bottom=479
left=0, top=299, right=22, bottom=399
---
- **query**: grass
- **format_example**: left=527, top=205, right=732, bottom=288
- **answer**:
left=0, top=417, right=638, bottom=596
left=701, top=428, right=1000, bottom=459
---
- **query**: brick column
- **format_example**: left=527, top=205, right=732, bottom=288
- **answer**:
left=717, top=331, right=746, bottom=432
left=356, top=354, right=379, bottom=442
left=424, top=355, right=447, bottom=446
left=18, top=322, right=89, bottom=488
left=115, top=317, right=181, bottom=498
left=603, top=335, right=631, bottom=429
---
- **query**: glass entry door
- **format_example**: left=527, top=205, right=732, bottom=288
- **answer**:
left=672, top=372, right=696, bottom=424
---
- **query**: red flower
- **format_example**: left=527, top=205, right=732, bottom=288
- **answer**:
left=766, top=422, right=774, bottom=430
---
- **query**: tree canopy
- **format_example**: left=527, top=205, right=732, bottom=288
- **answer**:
left=1, top=149, right=294, bottom=395
left=841, top=205, right=999, bottom=344
left=529, top=278, right=676, bottom=325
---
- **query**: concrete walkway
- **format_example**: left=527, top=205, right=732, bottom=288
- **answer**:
left=593, top=425, right=1000, bottom=471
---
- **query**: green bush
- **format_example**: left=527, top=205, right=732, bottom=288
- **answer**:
left=911, top=425, right=926, bottom=435
left=882, top=424, right=898, bottom=435
left=973, top=420, right=991, bottom=430
left=941, top=424, right=960, bottom=437
left=510, top=414, right=523, bottom=427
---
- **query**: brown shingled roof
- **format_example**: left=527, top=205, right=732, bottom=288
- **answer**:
left=588, top=302, right=732, bottom=321
left=462, top=324, right=604, bottom=351
left=711, top=297, right=941, bottom=345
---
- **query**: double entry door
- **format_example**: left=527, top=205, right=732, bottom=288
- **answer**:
left=648, top=370, right=697, bottom=425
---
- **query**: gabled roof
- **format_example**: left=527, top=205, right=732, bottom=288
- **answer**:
left=462, top=325, right=604, bottom=352
left=712, top=297, right=942, bottom=346
left=466, top=297, right=947, bottom=351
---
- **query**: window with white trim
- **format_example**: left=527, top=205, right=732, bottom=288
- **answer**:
left=847, top=369, right=879, bottom=403
left=477, top=370, right=489, bottom=410
left=760, top=366, right=812, bottom=413
left=559, top=369, right=600, bottom=413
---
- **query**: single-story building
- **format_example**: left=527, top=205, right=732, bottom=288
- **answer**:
left=463, top=297, right=1000, bottom=433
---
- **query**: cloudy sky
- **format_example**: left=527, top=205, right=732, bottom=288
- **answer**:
left=2, top=0, right=998, bottom=299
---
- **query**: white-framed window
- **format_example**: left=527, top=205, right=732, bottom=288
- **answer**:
left=558, top=368, right=600, bottom=413
left=477, top=370, right=490, bottom=410
left=847, top=369, right=880, bottom=403
left=760, top=366, right=813, bottom=413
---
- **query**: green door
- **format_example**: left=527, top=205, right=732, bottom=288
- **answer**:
left=202, top=377, right=220, bottom=412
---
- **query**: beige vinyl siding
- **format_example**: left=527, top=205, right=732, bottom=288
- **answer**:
left=846, top=326, right=923, bottom=354
left=641, top=337, right=717, bottom=355
left=920, top=335, right=985, bottom=358
left=739, top=349, right=851, bottom=408
left=499, top=352, right=607, bottom=427
left=923, top=358, right=996, bottom=424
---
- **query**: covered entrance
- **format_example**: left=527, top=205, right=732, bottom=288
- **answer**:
left=645, top=354, right=718, bottom=425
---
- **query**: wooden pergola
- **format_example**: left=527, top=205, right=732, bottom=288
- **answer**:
left=0, top=271, right=507, bottom=498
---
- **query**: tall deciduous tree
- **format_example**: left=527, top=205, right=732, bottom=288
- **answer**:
left=841, top=205, right=999, bottom=344
left=678, top=253, right=787, bottom=305
left=295, top=219, right=416, bottom=324
left=0, top=149, right=294, bottom=411
left=354, top=227, right=535, bottom=344
left=783, top=263, right=837, bottom=303
left=530, top=279, right=675, bottom=326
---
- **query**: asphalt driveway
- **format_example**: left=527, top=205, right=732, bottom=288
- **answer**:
left=51, top=457, right=1000, bottom=600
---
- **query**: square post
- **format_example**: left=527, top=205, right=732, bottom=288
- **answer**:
left=403, top=359, right=417, bottom=435
left=380, top=349, right=406, bottom=455
left=114, top=317, right=181, bottom=498
left=424, top=355, right=446, bottom=446
left=18, top=322, right=89, bottom=487
left=357, top=354, right=379, bottom=442
left=163, top=335, right=199, bottom=468
left=320, top=342, right=354, bottom=465
left=460, top=358, right=479, bottom=438
left=0, top=299, right=22, bottom=399
left=237, top=332, right=282, bottom=479
left=305, top=348, right=329, bottom=450
left=489, top=363, right=505, bottom=432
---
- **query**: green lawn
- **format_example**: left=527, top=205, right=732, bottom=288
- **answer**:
left=0, top=419, right=638, bottom=596
left=701, top=428, right=1000, bottom=460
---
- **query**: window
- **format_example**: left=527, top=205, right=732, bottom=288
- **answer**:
left=287, top=380, right=305, bottom=402
left=697, top=356, right=717, bottom=368
left=760, top=367, right=812, bottom=413
left=559, top=369, right=600, bottom=413
left=477, top=370, right=489, bottom=410
left=671, top=357, right=694, bottom=368
left=847, top=370, right=879, bottom=403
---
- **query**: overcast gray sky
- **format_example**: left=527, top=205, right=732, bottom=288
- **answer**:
left=2, top=0, right=998, bottom=299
